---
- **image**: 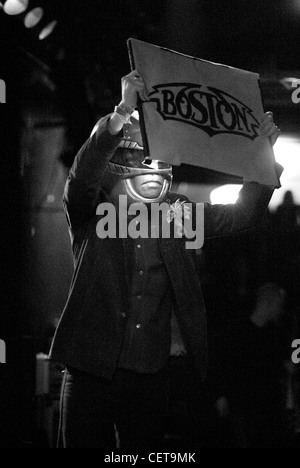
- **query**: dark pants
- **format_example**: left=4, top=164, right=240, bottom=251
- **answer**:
left=58, top=366, right=169, bottom=448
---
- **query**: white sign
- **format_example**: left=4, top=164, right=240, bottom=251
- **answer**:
left=128, top=38, right=280, bottom=187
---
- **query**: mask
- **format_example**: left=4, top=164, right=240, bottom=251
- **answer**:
left=101, top=111, right=173, bottom=205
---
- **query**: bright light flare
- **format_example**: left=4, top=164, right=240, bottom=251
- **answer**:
left=210, top=136, right=300, bottom=210
left=3, top=0, right=28, bottom=15
left=271, top=136, right=300, bottom=209
left=24, top=7, right=44, bottom=28
left=39, top=20, right=57, bottom=40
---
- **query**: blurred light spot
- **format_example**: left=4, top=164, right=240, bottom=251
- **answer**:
left=210, top=136, right=300, bottom=210
left=273, top=137, right=300, bottom=178
left=271, top=136, right=300, bottom=209
left=39, top=20, right=58, bottom=40
left=210, top=185, right=242, bottom=205
left=24, top=7, right=44, bottom=28
left=3, top=0, right=29, bottom=15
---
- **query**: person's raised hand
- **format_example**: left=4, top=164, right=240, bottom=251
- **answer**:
left=259, top=112, right=281, bottom=147
left=121, top=70, right=148, bottom=109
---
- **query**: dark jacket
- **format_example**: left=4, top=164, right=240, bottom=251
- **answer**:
left=49, top=116, right=277, bottom=380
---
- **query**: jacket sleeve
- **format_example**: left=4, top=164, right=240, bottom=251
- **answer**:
left=204, top=164, right=283, bottom=239
left=63, top=115, right=121, bottom=230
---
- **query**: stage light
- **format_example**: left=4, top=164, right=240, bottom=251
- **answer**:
left=3, top=0, right=29, bottom=15
left=24, top=7, right=44, bottom=28
left=271, top=136, right=300, bottom=209
left=39, top=19, right=57, bottom=40
left=210, top=136, right=300, bottom=210
left=210, top=185, right=242, bottom=205
left=273, top=136, right=300, bottom=176
left=2, top=1, right=58, bottom=42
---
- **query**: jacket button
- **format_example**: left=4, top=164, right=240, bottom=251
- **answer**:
left=121, top=312, right=126, bottom=318
left=136, top=324, right=141, bottom=329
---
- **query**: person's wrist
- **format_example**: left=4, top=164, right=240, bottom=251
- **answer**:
left=114, top=101, right=135, bottom=125
left=118, top=101, right=136, bottom=114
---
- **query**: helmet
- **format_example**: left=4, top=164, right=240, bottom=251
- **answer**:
left=100, top=111, right=173, bottom=204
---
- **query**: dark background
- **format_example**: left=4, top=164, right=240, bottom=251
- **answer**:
left=0, top=0, right=299, bottom=448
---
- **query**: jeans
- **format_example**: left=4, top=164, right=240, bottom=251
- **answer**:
left=58, top=366, right=169, bottom=448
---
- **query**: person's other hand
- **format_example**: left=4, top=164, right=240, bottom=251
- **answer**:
left=259, top=111, right=281, bottom=147
left=121, top=70, right=148, bottom=109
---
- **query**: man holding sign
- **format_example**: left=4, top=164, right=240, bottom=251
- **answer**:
left=51, top=44, right=281, bottom=448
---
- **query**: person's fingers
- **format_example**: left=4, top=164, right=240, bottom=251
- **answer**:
left=266, top=125, right=280, bottom=137
left=260, top=120, right=279, bottom=136
left=122, top=72, right=143, bottom=90
left=125, top=69, right=141, bottom=79
left=260, top=121, right=275, bottom=135
left=139, top=86, right=149, bottom=102
left=260, top=112, right=274, bottom=130
left=258, top=111, right=281, bottom=146
left=123, top=70, right=145, bottom=84
left=122, top=78, right=144, bottom=96
left=260, top=111, right=273, bottom=123
left=123, top=78, right=142, bottom=89
left=122, top=70, right=149, bottom=102
left=125, top=77, right=145, bottom=91
left=135, top=77, right=148, bottom=97
left=259, top=111, right=279, bottom=139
